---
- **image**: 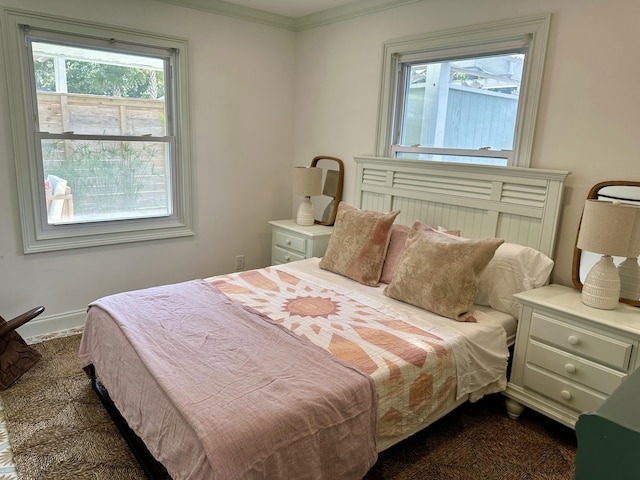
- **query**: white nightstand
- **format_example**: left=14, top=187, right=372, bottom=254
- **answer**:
left=504, top=284, right=640, bottom=428
left=268, top=220, right=333, bottom=265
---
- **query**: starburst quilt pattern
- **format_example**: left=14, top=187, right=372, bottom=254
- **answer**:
left=208, top=267, right=457, bottom=440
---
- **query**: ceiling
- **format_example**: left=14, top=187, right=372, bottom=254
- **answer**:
left=154, top=0, right=421, bottom=30
left=219, top=0, right=362, bottom=18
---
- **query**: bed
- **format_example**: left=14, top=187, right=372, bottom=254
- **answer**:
left=79, top=156, right=568, bottom=479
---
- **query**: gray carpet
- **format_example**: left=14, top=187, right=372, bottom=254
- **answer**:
left=1, top=334, right=577, bottom=479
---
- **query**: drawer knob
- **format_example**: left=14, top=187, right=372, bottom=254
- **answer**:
left=285, top=255, right=290, bottom=261
left=564, top=363, right=577, bottom=374
left=560, top=389, right=572, bottom=401
left=567, top=335, right=580, bottom=346
left=285, top=239, right=291, bottom=245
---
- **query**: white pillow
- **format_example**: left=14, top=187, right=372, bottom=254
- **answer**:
left=475, top=243, right=554, bottom=319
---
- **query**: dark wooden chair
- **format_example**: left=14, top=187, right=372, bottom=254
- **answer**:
left=0, top=306, right=44, bottom=390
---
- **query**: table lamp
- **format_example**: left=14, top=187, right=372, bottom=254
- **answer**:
left=577, top=199, right=640, bottom=309
left=293, top=166, right=322, bottom=226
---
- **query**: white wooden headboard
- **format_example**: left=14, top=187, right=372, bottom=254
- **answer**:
left=354, top=156, right=569, bottom=259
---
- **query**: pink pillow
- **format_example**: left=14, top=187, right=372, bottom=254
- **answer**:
left=379, top=224, right=411, bottom=284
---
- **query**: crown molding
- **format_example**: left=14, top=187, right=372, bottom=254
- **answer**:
left=296, top=0, right=422, bottom=30
left=154, top=0, right=422, bottom=31
left=154, top=0, right=295, bottom=29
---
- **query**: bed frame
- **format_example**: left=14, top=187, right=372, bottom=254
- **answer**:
left=89, top=157, right=569, bottom=479
left=354, top=156, right=568, bottom=258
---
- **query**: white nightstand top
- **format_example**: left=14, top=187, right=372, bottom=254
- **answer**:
left=268, top=219, right=334, bottom=237
left=514, top=284, right=640, bottom=337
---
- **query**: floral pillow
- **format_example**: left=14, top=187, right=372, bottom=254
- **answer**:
left=380, top=224, right=461, bottom=284
left=384, top=221, right=503, bottom=322
left=319, top=203, right=399, bottom=286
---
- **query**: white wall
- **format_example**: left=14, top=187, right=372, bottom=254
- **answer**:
left=3, top=0, right=640, bottom=336
left=293, top=0, right=640, bottom=290
left=0, top=0, right=295, bottom=335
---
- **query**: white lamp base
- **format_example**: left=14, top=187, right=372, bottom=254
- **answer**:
left=618, top=257, right=640, bottom=300
left=296, top=197, right=315, bottom=226
left=581, top=255, right=620, bottom=310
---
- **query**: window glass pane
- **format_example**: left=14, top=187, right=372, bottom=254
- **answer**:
left=32, top=41, right=166, bottom=136
left=399, top=52, right=524, bottom=152
left=42, top=139, right=171, bottom=224
left=395, top=151, right=508, bottom=166
left=30, top=41, right=173, bottom=225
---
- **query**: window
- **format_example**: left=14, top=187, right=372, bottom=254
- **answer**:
left=3, top=10, right=194, bottom=253
left=376, top=14, right=551, bottom=167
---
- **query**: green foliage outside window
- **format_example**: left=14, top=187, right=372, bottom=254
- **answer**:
left=34, top=58, right=164, bottom=99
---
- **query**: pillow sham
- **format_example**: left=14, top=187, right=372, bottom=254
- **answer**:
left=379, top=224, right=411, bottom=284
left=384, top=221, right=503, bottom=322
left=319, top=203, right=399, bottom=286
left=379, top=224, right=461, bottom=284
left=475, top=243, right=554, bottom=319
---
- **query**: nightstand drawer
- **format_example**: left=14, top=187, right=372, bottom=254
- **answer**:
left=523, top=364, right=606, bottom=414
left=527, top=340, right=627, bottom=395
left=274, top=230, right=307, bottom=255
left=269, top=220, right=333, bottom=266
left=530, top=313, right=633, bottom=371
left=272, top=246, right=306, bottom=264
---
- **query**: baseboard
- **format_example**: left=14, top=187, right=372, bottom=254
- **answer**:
left=16, top=309, right=86, bottom=342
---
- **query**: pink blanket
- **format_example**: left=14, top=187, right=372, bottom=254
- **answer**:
left=91, top=280, right=377, bottom=479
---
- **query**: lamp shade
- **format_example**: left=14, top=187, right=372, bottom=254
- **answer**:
left=577, top=200, right=640, bottom=257
left=629, top=208, right=640, bottom=258
left=293, top=167, right=322, bottom=197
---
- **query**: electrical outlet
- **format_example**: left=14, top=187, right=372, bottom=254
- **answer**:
left=235, top=255, right=245, bottom=271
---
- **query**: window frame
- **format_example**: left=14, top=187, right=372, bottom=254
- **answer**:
left=375, top=14, right=551, bottom=168
left=2, top=9, right=194, bottom=253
